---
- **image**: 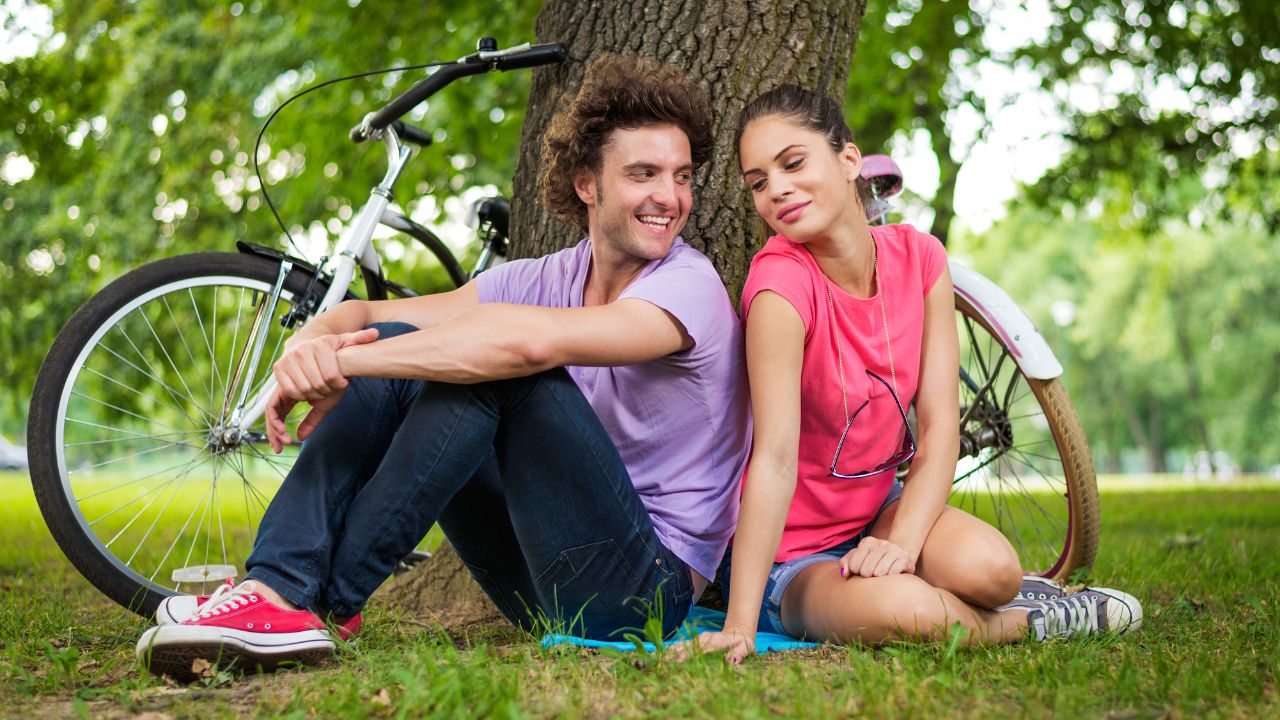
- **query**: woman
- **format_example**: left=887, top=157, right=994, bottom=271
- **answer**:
left=686, top=86, right=1141, bottom=662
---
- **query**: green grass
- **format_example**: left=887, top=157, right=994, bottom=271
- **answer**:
left=2, top=470, right=1278, bottom=718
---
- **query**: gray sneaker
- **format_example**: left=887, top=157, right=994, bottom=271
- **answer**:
left=1025, top=587, right=1143, bottom=640
left=994, top=576, right=1068, bottom=611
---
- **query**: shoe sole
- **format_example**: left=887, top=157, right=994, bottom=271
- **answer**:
left=137, top=626, right=334, bottom=682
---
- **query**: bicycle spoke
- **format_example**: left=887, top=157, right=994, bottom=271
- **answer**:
left=1012, top=447, right=1066, bottom=464
left=73, top=441, right=196, bottom=473
left=215, top=467, right=228, bottom=568
left=151, top=477, right=219, bottom=583
left=124, top=453, right=211, bottom=566
left=229, top=450, right=276, bottom=512
left=990, top=453, right=1065, bottom=564
left=222, top=288, right=246, bottom=418
left=1004, top=464, right=1065, bottom=563
left=162, top=294, right=209, bottom=411
left=115, top=318, right=212, bottom=426
left=81, top=365, right=188, bottom=419
left=138, top=306, right=209, bottom=425
left=69, top=390, right=191, bottom=436
left=97, top=451, right=206, bottom=544
left=66, top=417, right=200, bottom=443
left=76, top=450, right=206, bottom=503
left=176, top=475, right=219, bottom=586
left=98, top=335, right=209, bottom=427
left=209, top=287, right=223, bottom=416
left=243, top=444, right=293, bottom=481
left=66, top=429, right=204, bottom=448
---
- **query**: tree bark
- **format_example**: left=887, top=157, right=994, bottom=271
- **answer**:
left=509, top=0, right=869, bottom=298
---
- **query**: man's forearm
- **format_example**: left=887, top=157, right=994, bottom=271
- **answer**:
left=292, top=300, right=372, bottom=344
left=336, top=303, right=552, bottom=383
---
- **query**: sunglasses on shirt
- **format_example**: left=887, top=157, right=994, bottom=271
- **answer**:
left=828, top=369, right=917, bottom=479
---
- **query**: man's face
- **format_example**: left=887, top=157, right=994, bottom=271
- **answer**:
left=575, top=124, right=694, bottom=263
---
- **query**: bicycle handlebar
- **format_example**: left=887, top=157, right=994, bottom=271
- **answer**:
left=349, top=41, right=567, bottom=143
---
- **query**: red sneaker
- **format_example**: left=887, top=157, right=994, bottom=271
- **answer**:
left=137, top=581, right=334, bottom=681
left=157, top=585, right=363, bottom=639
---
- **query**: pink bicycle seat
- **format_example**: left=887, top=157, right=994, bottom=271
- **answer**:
left=860, top=154, right=903, bottom=199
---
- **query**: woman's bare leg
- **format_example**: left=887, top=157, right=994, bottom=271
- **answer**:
left=869, top=503, right=1023, bottom=609
left=780, top=564, right=1029, bottom=645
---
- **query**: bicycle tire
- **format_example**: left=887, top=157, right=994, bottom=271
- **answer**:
left=950, top=294, right=1099, bottom=583
left=28, top=252, right=341, bottom=616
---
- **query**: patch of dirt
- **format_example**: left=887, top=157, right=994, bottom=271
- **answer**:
left=372, top=541, right=509, bottom=633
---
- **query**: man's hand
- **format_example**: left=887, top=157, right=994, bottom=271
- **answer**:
left=839, top=535, right=917, bottom=578
left=273, top=327, right=379, bottom=402
left=264, top=327, right=380, bottom=453
left=670, top=625, right=756, bottom=665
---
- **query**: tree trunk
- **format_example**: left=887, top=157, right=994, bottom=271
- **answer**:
left=926, top=110, right=959, bottom=247
left=1146, top=396, right=1166, bottom=473
left=1170, top=293, right=1215, bottom=458
left=509, top=0, right=869, bottom=298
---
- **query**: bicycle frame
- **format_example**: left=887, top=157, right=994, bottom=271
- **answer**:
left=214, top=37, right=570, bottom=448
left=229, top=127, right=442, bottom=436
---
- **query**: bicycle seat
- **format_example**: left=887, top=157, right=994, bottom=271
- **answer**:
left=475, top=197, right=510, bottom=239
left=860, top=154, right=903, bottom=199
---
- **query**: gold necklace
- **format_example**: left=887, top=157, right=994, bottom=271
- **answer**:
left=825, top=237, right=898, bottom=429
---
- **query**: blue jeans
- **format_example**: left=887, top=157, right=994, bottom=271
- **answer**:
left=720, top=481, right=904, bottom=635
left=244, top=322, right=693, bottom=639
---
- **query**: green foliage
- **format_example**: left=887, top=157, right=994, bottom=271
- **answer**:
left=954, top=149, right=1280, bottom=469
left=1, top=0, right=538, bottom=430
left=845, top=0, right=1279, bottom=240
left=845, top=0, right=985, bottom=242
left=1016, top=0, right=1280, bottom=216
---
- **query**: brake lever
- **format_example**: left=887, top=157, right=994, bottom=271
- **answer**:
left=456, top=42, right=533, bottom=64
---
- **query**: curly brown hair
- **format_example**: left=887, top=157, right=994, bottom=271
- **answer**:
left=541, top=55, right=713, bottom=232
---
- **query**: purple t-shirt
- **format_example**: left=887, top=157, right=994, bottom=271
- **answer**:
left=475, top=237, right=750, bottom=580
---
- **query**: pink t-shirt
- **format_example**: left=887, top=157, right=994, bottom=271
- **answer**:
left=740, top=224, right=947, bottom=562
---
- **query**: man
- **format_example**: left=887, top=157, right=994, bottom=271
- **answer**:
left=136, top=55, right=750, bottom=679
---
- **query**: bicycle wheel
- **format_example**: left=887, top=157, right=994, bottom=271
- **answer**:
left=950, top=294, right=1099, bottom=582
left=28, top=253, right=340, bottom=616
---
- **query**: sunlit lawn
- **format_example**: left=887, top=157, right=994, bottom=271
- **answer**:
left=1, top=470, right=1278, bottom=718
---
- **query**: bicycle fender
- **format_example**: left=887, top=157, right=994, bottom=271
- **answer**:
left=948, top=261, right=1063, bottom=380
left=235, top=241, right=320, bottom=275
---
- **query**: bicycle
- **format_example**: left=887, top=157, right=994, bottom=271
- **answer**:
left=27, top=39, right=1098, bottom=620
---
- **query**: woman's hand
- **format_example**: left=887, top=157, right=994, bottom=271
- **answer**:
left=839, top=535, right=917, bottom=578
left=670, top=625, right=756, bottom=664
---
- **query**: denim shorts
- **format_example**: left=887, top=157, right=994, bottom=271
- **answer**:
left=720, top=481, right=904, bottom=635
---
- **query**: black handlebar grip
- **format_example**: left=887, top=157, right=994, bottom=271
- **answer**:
left=368, top=63, right=487, bottom=130
left=391, top=121, right=434, bottom=147
left=494, top=43, right=568, bottom=71
left=349, top=123, right=368, bottom=143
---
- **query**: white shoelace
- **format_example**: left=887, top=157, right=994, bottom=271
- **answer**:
left=1037, top=594, right=1100, bottom=639
left=192, top=580, right=261, bottom=619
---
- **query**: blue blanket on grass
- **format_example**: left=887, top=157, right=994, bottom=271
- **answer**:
left=541, top=606, right=820, bottom=654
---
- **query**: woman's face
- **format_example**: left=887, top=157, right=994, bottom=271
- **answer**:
left=739, top=115, right=863, bottom=242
